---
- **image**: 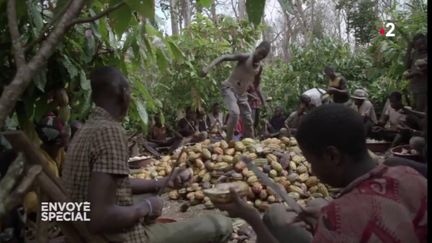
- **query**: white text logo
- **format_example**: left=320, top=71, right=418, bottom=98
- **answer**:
left=41, top=202, right=90, bottom=222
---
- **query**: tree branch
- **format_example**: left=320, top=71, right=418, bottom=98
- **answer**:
left=68, top=1, right=125, bottom=26
left=270, top=29, right=285, bottom=44
left=231, top=0, right=239, bottom=21
left=24, top=0, right=74, bottom=51
left=0, top=165, right=42, bottom=219
left=7, top=0, right=26, bottom=69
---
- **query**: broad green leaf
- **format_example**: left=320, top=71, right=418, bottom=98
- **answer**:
left=125, top=0, right=154, bottom=19
left=196, top=0, right=213, bottom=8
left=144, top=23, right=162, bottom=38
left=142, top=35, right=154, bottom=55
left=167, top=40, right=184, bottom=60
left=132, top=78, right=156, bottom=110
left=246, top=0, right=266, bottom=26
left=33, top=70, right=47, bottom=92
left=98, top=18, right=109, bottom=43
left=27, top=0, right=43, bottom=32
left=109, top=4, right=132, bottom=36
left=80, top=70, right=91, bottom=90
left=61, top=56, right=79, bottom=79
left=79, top=91, right=92, bottom=119
left=84, top=33, right=96, bottom=63
left=135, top=99, right=149, bottom=126
left=123, top=29, right=137, bottom=52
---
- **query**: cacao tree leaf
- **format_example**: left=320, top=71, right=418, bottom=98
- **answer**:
left=155, top=48, right=168, bottom=71
left=61, top=56, right=79, bottom=79
left=135, top=99, right=149, bottom=126
left=33, top=70, right=47, bottom=92
left=144, top=23, right=162, bottom=38
left=27, top=0, right=43, bottom=33
left=196, top=0, right=213, bottom=8
left=78, top=91, right=92, bottom=119
left=80, top=70, right=91, bottom=90
left=125, top=0, right=154, bottom=19
left=123, top=29, right=137, bottom=52
left=246, top=0, right=266, bottom=26
left=98, top=18, right=109, bottom=43
left=109, top=4, right=132, bottom=36
left=166, top=39, right=184, bottom=61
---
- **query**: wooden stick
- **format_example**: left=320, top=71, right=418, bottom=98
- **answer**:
left=0, top=165, right=42, bottom=218
left=3, top=131, right=66, bottom=194
left=157, top=147, right=187, bottom=195
left=0, top=153, right=23, bottom=200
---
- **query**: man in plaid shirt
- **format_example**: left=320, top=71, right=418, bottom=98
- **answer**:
left=62, top=67, right=233, bottom=243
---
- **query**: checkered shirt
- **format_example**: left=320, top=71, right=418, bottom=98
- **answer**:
left=62, top=107, right=147, bottom=243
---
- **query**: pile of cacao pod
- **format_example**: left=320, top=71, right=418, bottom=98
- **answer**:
left=130, top=137, right=336, bottom=211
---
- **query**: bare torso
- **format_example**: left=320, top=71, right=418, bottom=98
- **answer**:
left=223, top=54, right=261, bottom=95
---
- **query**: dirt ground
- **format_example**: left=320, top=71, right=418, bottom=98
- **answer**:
left=160, top=193, right=257, bottom=243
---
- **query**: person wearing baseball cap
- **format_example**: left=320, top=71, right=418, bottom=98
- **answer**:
left=351, top=88, right=377, bottom=135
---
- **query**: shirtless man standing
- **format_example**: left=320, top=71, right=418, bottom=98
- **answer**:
left=200, top=41, right=271, bottom=141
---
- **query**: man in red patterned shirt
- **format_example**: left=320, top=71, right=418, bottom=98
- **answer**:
left=214, top=104, right=427, bottom=243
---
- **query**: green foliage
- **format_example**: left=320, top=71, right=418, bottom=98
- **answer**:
left=337, top=0, right=379, bottom=45
left=0, top=0, right=160, bottom=135
left=246, top=0, right=266, bottom=26
left=196, top=0, right=214, bottom=8
left=150, top=15, right=261, bottom=125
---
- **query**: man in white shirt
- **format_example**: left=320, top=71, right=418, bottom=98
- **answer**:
left=351, top=89, right=377, bottom=135
left=302, top=88, right=327, bottom=107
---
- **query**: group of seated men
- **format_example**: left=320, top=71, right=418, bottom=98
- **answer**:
left=266, top=88, right=426, bottom=159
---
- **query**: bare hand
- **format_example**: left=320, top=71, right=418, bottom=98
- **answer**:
left=294, top=198, right=329, bottom=230
left=213, top=188, right=258, bottom=220
left=139, top=196, right=164, bottom=219
left=168, top=168, right=193, bottom=188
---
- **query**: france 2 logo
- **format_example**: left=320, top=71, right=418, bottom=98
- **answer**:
left=371, top=22, right=396, bottom=39
left=379, top=22, right=396, bottom=37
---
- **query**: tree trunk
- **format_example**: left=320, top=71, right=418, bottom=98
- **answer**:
left=294, top=0, right=309, bottom=45
left=170, top=0, right=179, bottom=35
left=238, top=0, right=247, bottom=20
left=210, top=2, right=217, bottom=23
left=337, top=9, right=342, bottom=40
left=196, top=0, right=202, bottom=14
left=181, top=0, right=192, bottom=28
left=283, top=13, right=292, bottom=62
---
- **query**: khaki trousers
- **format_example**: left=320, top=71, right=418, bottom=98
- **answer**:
left=222, top=86, right=254, bottom=141
left=133, top=195, right=233, bottom=243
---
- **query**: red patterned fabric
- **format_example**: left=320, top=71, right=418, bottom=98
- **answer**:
left=313, top=165, right=427, bottom=243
